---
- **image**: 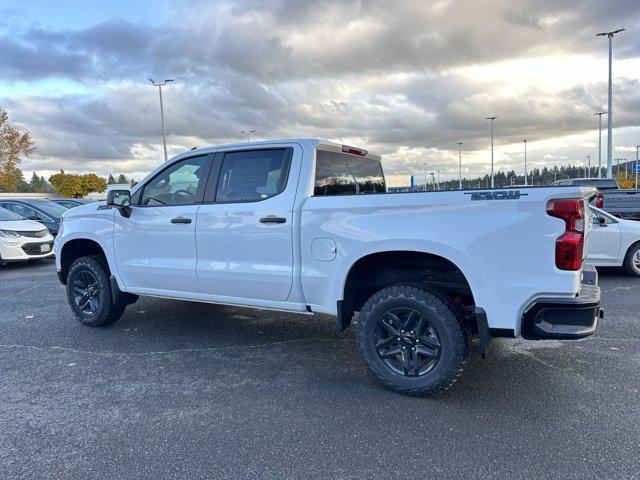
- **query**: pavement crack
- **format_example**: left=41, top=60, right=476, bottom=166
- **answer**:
left=602, top=284, right=640, bottom=293
left=0, top=337, right=349, bottom=358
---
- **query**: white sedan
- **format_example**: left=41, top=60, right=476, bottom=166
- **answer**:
left=587, top=207, right=640, bottom=277
left=0, top=207, right=54, bottom=265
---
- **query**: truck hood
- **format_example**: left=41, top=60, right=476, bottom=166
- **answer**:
left=0, top=219, right=47, bottom=232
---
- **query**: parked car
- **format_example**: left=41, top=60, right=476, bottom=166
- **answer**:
left=0, top=207, right=54, bottom=264
left=55, top=139, right=602, bottom=397
left=586, top=206, right=640, bottom=276
left=552, top=178, right=640, bottom=220
left=49, top=198, right=97, bottom=209
left=0, top=199, right=67, bottom=236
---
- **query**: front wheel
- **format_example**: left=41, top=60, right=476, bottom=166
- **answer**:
left=356, top=284, right=466, bottom=397
left=623, top=242, right=640, bottom=277
left=66, top=256, right=126, bottom=326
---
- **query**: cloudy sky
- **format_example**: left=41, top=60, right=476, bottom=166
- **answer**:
left=1, top=0, right=639, bottom=184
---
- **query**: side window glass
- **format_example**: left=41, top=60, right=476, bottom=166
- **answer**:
left=313, top=151, right=385, bottom=196
left=216, top=149, right=290, bottom=202
left=141, top=156, right=207, bottom=206
left=7, top=203, right=37, bottom=219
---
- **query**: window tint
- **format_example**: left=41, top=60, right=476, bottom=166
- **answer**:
left=0, top=207, right=23, bottom=221
left=2, top=203, right=42, bottom=220
left=216, top=149, right=290, bottom=202
left=313, top=151, right=385, bottom=196
left=141, top=156, right=207, bottom=206
left=31, top=200, right=67, bottom=218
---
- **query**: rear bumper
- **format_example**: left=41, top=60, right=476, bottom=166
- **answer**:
left=521, top=266, right=603, bottom=340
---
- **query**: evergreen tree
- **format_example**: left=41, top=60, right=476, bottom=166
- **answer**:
left=107, top=174, right=116, bottom=184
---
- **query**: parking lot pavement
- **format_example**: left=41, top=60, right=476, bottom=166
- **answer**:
left=1, top=260, right=639, bottom=480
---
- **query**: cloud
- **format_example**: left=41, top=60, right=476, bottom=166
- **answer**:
left=1, top=0, right=639, bottom=179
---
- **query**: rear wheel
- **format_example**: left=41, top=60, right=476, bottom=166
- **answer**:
left=622, top=242, right=640, bottom=277
left=356, top=284, right=466, bottom=397
left=66, top=256, right=125, bottom=326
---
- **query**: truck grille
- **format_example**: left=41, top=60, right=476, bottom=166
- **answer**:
left=21, top=242, right=53, bottom=256
left=17, top=229, right=48, bottom=238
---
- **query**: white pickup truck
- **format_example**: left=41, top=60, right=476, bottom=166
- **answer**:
left=54, top=139, right=603, bottom=396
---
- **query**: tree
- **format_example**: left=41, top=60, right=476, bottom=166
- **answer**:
left=116, top=173, right=129, bottom=184
left=29, top=171, right=40, bottom=192
left=0, top=108, right=36, bottom=192
left=80, top=173, right=107, bottom=194
left=49, top=171, right=107, bottom=198
left=49, top=172, right=84, bottom=198
left=107, top=174, right=116, bottom=184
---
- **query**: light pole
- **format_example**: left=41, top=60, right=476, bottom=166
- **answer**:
left=636, top=146, right=639, bottom=189
left=485, top=116, right=497, bottom=188
left=593, top=112, right=607, bottom=178
left=586, top=155, right=591, bottom=178
left=240, top=130, right=256, bottom=142
left=455, top=142, right=463, bottom=189
left=597, top=29, right=625, bottom=178
left=148, top=78, right=174, bottom=162
left=424, top=161, right=428, bottom=191
left=616, top=157, right=620, bottom=176
left=523, top=139, right=528, bottom=186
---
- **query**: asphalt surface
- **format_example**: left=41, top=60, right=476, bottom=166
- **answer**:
left=1, top=259, right=639, bottom=479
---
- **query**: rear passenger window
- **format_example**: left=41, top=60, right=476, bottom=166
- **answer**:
left=314, top=151, right=386, bottom=196
left=216, top=149, right=291, bottom=202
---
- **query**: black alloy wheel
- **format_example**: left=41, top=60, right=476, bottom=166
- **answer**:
left=72, top=269, right=101, bottom=315
left=374, top=307, right=441, bottom=377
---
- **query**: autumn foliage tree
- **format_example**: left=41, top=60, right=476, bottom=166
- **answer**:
left=0, top=108, right=36, bottom=192
left=49, top=171, right=107, bottom=198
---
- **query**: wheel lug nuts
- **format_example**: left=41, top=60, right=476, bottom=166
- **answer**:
left=400, top=330, right=404, bottom=333
left=410, top=331, right=414, bottom=335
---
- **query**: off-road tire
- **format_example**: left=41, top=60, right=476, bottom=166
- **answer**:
left=66, top=256, right=126, bottom=326
left=356, top=284, right=467, bottom=397
left=622, top=242, right=640, bottom=277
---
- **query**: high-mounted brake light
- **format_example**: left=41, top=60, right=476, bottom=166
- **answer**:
left=595, top=193, right=604, bottom=208
left=341, top=145, right=368, bottom=156
left=546, top=198, right=585, bottom=271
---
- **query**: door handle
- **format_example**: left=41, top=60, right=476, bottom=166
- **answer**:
left=260, top=216, right=286, bottom=224
left=171, top=217, right=192, bottom=224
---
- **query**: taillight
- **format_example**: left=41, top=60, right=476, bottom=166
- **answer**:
left=546, top=198, right=585, bottom=271
left=595, top=193, right=604, bottom=208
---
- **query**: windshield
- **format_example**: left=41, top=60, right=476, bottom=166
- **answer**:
left=0, top=207, right=24, bottom=222
left=30, top=200, right=68, bottom=218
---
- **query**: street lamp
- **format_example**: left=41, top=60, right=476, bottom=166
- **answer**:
left=596, top=29, right=625, bottom=178
left=635, top=145, right=640, bottom=189
left=593, top=112, right=607, bottom=178
left=240, top=130, right=256, bottom=142
left=485, top=116, right=497, bottom=188
left=148, top=78, right=174, bottom=162
left=586, top=155, right=591, bottom=178
left=523, top=139, right=528, bottom=186
left=455, top=142, right=463, bottom=189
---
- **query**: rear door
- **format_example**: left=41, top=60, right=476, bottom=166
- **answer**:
left=195, top=146, right=300, bottom=302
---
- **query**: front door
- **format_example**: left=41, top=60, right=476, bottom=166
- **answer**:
left=114, top=154, right=212, bottom=294
left=587, top=210, right=621, bottom=264
left=196, top=147, right=298, bottom=303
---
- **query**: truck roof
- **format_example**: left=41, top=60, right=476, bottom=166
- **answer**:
left=176, top=138, right=382, bottom=161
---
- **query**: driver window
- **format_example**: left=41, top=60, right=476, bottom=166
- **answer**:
left=141, top=156, right=206, bottom=206
left=7, top=203, right=39, bottom=219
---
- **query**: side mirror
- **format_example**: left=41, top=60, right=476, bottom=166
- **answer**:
left=107, top=190, right=132, bottom=217
left=598, top=216, right=607, bottom=227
